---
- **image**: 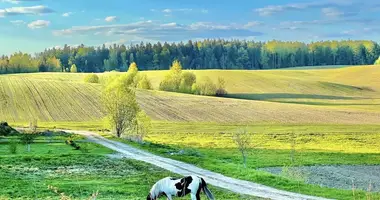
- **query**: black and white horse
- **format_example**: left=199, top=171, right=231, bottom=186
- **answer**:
left=147, top=175, right=215, bottom=200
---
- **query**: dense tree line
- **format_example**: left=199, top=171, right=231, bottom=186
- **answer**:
left=1, top=40, right=379, bottom=74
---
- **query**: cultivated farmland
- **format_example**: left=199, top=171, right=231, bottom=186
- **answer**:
left=1, top=65, right=380, bottom=124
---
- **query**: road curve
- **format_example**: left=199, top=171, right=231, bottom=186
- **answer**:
left=68, top=130, right=332, bottom=200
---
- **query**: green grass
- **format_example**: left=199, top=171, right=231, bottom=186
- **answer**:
left=95, top=123, right=380, bottom=200
left=0, top=133, right=253, bottom=200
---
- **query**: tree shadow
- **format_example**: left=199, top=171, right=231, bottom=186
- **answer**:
left=225, top=93, right=361, bottom=100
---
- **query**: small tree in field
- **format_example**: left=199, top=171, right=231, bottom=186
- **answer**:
left=137, top=74, right=152, bottom=90
left=233, top=128, right=251, bottom=168
left=375, top=56, right=380, bottom=65
left=70, top=64, right=78, bottom=73
left=216, top=77, right=227, bottom=96
left=159, top=60, right=183, bottom=92
left=29, top=119, right=37, bottom=133
left=102, top=81, right=139, bottom=138
left=134, top=110, right=152, bottom=142
left=192, top=76, right=217, bottom=96
left=20, top=133, right=37, bottom=152
left=84, top=74, right=99, bottom=83
left=179, top=72, right=196, bottom=93
left=128, top=62, right=138, bottom=75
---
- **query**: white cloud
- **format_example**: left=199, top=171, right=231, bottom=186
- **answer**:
left=103, top=39, right=127, bottom=47
left=62, top=12, right=72, bottom=17
left=255, top=1, right=349, bottom=16
left=244, top=21, right=263, bottom=28
left=27, top=20, right=50, bottom=29
left=162, top=9, right=172, bottom=13
left=0, top=5, right=54, bottom=17
left=53, top=20, right=263, bottom=41
left=322, top=7, right=343, bottom=17
left=105, top=16, right=117, bottom=22
left=1, top=0, right=40, bottom=4
left=154, top=8, right=208, bottom=14
left=10, top=19, right=26, bottom=25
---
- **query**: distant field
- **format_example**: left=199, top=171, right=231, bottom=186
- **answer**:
left=276, top=65, right=350, bottom=70
left=1, top=65, right=380, bottom=124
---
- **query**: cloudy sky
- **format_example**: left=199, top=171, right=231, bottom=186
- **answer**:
left=0, top=0, right=379, bottom=55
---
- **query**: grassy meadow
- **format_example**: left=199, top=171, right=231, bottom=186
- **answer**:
left=0, top=132, right=253, bottom=200
left=94, top=123, right=380, bottom=200
left=2, top=65, right=380, bottom=199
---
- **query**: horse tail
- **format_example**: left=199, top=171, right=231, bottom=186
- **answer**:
left=200, top=178, right=215, bottom=200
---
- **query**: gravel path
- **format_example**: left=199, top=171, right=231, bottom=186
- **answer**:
left=260, top=165, right=380, bottom=192
left=64, top=129, right=330, bottom=200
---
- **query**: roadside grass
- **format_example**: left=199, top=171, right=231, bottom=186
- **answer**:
left=95, top=123, right=380, bottom=200
left=0, top=132, right=255, bottom=200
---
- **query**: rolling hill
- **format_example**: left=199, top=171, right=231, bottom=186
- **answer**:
left=1, top=65, right=380, bottom=124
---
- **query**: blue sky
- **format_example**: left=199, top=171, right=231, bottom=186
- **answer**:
left=0, top=0, right=379, bottom=55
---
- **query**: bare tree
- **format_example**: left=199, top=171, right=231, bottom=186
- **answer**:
left=29, top=119, right=37, bottom=133
left=233, top=128, right=251, bottom=168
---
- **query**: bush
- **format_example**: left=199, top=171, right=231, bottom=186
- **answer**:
left=128, top=62, right=138, bottom=75
left=179, top=72, right=196, bottom=93
left=134, top=110, right=152, bottom=142
left=70, top=64, right=77, bottom=73
left=84, top=74, right=99, bottom=83
left=137, top=74, right=152, bottom=90
left=8, top=140, right=18, bottom=154
left=159, top=60, right=183, bottom=92
left=20, top=133, right=38, bottom=152
left=192, top=76, right=217, bottom=96
left=216, top=77, right=228, bottom=96
left=0, top=121, right=19, bottom=136
left=118, top=72, right=136, bottom=87
left=159, top=74, right=177, bottom=92
left=375, top=56, right=380, bottom=65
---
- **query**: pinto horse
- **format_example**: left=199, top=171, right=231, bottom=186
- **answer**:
left=147, top=175, right=215, bottom=200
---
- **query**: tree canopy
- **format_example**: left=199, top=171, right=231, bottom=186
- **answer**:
left=1, top=39, right=379, bottom=74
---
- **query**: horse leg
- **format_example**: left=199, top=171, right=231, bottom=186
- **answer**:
left=166, top=195, right=173, bottom=200
left=190, top=193, right=200, bottom=200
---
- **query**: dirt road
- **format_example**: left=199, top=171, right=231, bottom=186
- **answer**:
left=67, top=130, right=331, bottom=200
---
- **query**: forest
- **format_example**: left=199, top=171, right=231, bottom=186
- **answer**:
left=0, top=39, right=379, bottom=74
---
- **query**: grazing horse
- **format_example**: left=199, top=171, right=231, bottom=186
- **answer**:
left=147, top=175, right=215, bottom=200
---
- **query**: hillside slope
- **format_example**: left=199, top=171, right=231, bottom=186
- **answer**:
left=1, top=66, right=379, bottom=124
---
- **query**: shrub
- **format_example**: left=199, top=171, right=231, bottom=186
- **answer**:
left=134, top=110, right=152, bottom=142
left=128, top=62, right=138, bottom=75
left=137, top=74, right=152, bottom=90
left=179, top=72, right=196, bottom=93
left=8, top=140, right=18, bottom=154
left=375, top=56, right=380, bottom=65
left=70, top=64, right=77, bottom=73
left=192, top=76, right=217, bottom=96
left=65, top=137, right=81, bottom=150
left=216, top=77, right=228, bottom=96
left=0, top=121, right=19, bottom=136
left=79, top=143, right=89, bottom=153
left=233, top=128, right=251, bottom=168
left=20, top=133, right=38, bottom=152
left=84, top=74, right=99, bottom=83
left=118, top=72, right=136, bottom=88
left=159, top=74, right=178, bottom=92
left=159, top=60, right=183, bottom=92
left=29, top=119, right=38, bottom=133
